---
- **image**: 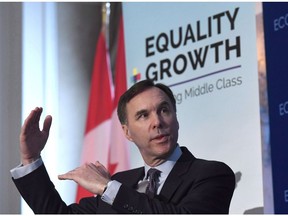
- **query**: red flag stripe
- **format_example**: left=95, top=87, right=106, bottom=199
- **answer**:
left=108, top=15, right=130, bottom=175
left=85, top=31, right=113, bottom=134
left=113, top=16, right=127, bottom=109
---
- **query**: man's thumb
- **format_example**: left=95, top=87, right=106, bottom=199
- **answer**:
left=43, top=115, right=52, bottom=133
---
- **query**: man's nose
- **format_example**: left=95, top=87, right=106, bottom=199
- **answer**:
left=152, top=113, right=162, bottom=129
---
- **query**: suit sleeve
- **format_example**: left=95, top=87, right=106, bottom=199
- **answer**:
left=111, top=161, right=235, bottom=214
left=12, top=164, right=99, bottom=214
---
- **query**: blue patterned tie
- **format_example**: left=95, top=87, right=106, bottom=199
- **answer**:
left=145, top=168, right=161, bottom=198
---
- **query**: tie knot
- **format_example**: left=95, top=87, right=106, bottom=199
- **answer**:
left=147, top=168, right=161, bottom=181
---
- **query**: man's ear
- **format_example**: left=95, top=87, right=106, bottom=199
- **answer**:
left=122, top=124, right=133, bottom=142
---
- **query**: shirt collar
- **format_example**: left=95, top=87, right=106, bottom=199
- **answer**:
left=144, top=145, right=182, bottom=179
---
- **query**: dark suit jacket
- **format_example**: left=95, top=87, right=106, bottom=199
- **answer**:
left=12, top=147, right=235, bottom=214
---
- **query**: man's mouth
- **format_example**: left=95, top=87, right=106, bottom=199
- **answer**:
left=152, top=134, right=169, bottom=142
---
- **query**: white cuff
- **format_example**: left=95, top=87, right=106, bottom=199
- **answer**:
left=10, top=157, right=43, bottom=179
left=101, top=180, right=122, bottom=205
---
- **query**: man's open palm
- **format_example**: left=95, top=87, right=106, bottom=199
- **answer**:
left=20, top=107, right=52, bottom=165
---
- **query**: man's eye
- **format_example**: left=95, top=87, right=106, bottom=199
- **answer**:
left=161, top=107, right=170, bottom=114
left=137, top=113, right=148, bottom=119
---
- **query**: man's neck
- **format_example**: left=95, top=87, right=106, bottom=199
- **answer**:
left=144, top=144, right=181, bottom=168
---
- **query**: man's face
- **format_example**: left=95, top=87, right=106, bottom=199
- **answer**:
left=122, top=87, right=179, bottom=166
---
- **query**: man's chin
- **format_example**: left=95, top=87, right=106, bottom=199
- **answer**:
left=155, top=143, right=175, bottom=156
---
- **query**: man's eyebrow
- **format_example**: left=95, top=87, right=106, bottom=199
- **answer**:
left=135, top=109, right=147, bottom=118
left=133, top=101, right=171, bottom=118
left=159, top=101, right=170, bottom=107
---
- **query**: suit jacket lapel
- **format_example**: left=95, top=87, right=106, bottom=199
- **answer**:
left=158, top=147, right=196, bottom=202
left=114, top=167, right=145, bottom=189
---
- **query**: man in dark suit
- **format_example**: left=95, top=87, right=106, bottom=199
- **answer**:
left=11, top=79, right=235, bottom=214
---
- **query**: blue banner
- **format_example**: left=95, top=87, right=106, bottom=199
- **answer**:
left=263, top=2, right=288, bottom=213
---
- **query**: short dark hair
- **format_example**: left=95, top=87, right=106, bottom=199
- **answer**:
left=117, top=79, right=176, bottom=125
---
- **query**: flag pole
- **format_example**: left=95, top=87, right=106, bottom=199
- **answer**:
left=102, top=2, right=110, bottom=49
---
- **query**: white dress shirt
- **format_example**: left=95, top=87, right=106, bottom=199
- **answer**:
left=102, top=145, right=182, bottom=204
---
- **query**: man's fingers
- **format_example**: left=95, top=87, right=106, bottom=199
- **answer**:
left=94, top=161, right=111, bottom=178
left=95, top=161, right=107, bottom=171
left=22, top=107, right=42, bottom=131
left=95, top=161, right=103, bottom=167
left=22, top=108, right=37, bottom=130
left=23, top=107, right=52, bottom=134
left=58, top=173, right=68, bottom=180
left=34, top=107, right=43, bottom=125
left=58, top=171, right=73, bottom=180
left=43, top=115, right=52, bottom=134
left=58, top=166, right=81, bottom=181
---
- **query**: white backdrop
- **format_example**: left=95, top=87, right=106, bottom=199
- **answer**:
left=123, top=2, right=263, bottom=213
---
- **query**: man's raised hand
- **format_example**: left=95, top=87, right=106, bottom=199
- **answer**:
left=20, top=107, right=52, bottom=165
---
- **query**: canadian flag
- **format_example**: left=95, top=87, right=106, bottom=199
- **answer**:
left=76, top=15, right=130, bottom=202
left=108, top=15, right=130, bottom=175
left=75, top=26, right=114, bottom=203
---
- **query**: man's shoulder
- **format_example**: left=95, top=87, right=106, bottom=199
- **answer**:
left=195, top=157, right=232, bottom=170
left=179, top=147, right=234, bottom=179
left=190, top=157, right=235, bottom=181
left=179, top=146, right=234, bottom=176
